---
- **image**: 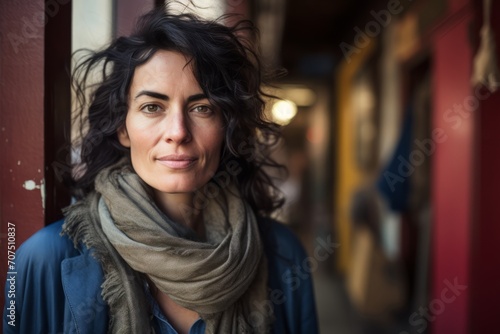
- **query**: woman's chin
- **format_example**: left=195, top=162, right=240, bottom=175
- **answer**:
left=151, top=184, right=199, bottom=196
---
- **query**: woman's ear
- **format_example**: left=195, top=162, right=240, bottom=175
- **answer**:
left=117, top=125, right=131, bottom=148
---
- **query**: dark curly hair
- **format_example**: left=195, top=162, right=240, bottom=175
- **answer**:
left=69, top=5, right=285, bottom=216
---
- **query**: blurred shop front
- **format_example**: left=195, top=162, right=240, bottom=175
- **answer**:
left=268, top=0, right=500, bottom=333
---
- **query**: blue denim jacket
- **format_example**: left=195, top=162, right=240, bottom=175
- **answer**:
left=3, top=218, right=319, bottom=333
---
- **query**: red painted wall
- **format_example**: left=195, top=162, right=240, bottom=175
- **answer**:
left=0, top=2, right=46, bottom=258
left=430, top=4, right=473, bottom=334
left=0, top=0, right=47, bottom=311
left=469, top=0, right=500, bottom=331
left=115, top=0, right=155, bottom=36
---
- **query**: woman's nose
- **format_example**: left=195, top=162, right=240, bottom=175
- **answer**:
left=163, top=108, right=191, bottom=144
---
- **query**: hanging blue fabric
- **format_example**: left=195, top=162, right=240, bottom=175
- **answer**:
left=376, top=105, right=413, bottom=211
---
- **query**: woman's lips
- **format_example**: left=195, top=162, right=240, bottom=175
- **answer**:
left=156, top=155, right=197, bottom=169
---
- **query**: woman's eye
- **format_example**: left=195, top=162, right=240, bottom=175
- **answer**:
left=191, top=105, right=212, bottom=114
left=141, top=104, right=161, bottom=113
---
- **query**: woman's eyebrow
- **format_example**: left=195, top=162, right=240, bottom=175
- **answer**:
left=186, top=93, right=208, bottom=103
left=134, top=90, right=169, bottom=100
left=134, top=91, right=207, bottom=103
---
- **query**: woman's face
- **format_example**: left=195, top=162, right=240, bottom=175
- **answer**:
left=118, top=50, right=224, bottom=197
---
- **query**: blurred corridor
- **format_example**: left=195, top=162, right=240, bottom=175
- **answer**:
left=2, top=0, right=500, bottom=333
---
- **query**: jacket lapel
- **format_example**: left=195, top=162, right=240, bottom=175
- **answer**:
left=61, top=248, right=109, bottom=333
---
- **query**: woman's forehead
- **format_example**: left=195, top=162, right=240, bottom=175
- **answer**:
left=130, top=50, right=201, bottom=95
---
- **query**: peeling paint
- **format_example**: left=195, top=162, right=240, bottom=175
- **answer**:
left=22, top=178, right=46, bottom=209
left=23, top=180, right=37, bottom=190
left=41, top=179, right=46, bottom=210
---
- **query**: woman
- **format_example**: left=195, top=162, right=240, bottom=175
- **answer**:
left=3, top=6, right=318, bottom=334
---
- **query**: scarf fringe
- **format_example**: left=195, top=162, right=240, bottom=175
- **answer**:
left=62, top=195, right=153, bottom=334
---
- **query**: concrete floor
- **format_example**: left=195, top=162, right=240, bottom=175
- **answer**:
left=292, top=224, right=415, bottom=334
left=313, top=271, right=362, bottom=334
left=313, top=271, right=420, bottom=334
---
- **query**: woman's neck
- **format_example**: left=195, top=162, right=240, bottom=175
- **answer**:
left=153, top=191, right=205, bottom=237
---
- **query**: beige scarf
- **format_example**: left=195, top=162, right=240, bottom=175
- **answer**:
left=62, top=161, right=272, bottom=333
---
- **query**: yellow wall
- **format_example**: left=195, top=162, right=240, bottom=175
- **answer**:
left=334, top=40, right=376, bottom=274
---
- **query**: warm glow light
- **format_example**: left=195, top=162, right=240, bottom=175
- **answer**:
left=281, top=85, right=316, bottom=106
left=272, top=100, right=298, bottom=125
